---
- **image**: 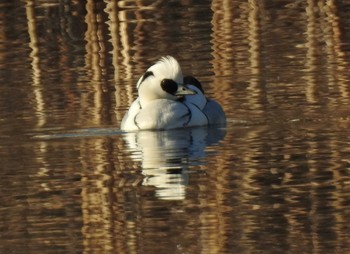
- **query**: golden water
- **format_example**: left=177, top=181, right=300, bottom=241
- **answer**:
left=0, top=0, right=350, bottom=253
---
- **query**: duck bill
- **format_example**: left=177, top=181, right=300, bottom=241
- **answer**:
left=175, top=84, right=197, bottom=96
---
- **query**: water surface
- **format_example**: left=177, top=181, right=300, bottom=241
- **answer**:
left=1, top=0, right=350, bottom=253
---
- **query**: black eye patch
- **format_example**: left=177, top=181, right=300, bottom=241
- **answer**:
left=161, top=79, right=178, bottom=95
left=140, top=71, right=154, bottom=83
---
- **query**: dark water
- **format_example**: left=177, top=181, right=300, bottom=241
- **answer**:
left=1, top=0, right=350, bottom=253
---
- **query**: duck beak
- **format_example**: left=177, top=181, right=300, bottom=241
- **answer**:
left=175, top=84, right=197, bottom=96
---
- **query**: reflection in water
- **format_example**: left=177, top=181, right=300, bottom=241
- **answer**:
left=2, top=123, right=350, bottom=253
left=26, top=0, right=45, bottom=127
left=210, top=0, right=267, bottom=121
left=304, top=0, right=349, bottom=104
left=1, top=0, right=350, bottom=253
left=123, top=127, right=226, bottom=200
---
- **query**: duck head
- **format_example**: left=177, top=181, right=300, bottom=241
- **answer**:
left=137, top=56, right=196, bottom=107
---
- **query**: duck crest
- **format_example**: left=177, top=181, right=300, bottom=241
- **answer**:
left=152, top=56, right=183, bottom=84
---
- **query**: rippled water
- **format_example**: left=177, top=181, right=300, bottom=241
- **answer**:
left=1, top=0, right=350, bottom=253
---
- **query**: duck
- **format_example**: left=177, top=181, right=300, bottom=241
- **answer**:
left=120, top=56, right=225, bottom=131
left=183, top=75, right=226, bottom=125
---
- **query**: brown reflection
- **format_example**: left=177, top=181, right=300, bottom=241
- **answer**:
left=2, top=1, right=350, bottom=253
left=84, top=0, right=115, bottom=125
left=104, top=0, right=128, bottom=124
left=79, top=137, right=144, bottom=253
left=85, top=0, right=107, bottom=82
left=323, top=0, right=350, bottom=103
left=203, top=120, right=350, bottom=252
left=105, top=0, right=121, bottom=82
left=210, top=0, right=267, bottom=118
left=246, top=0, right=266, bottom=111
left=304, top=0, right=350, bottom=104
left=304, top=0, right=318, bottom=103
left=202, top=126, right=272, bottom=253
left=111, top=1, right=165, bottom=121
left=280, top=124, right=350, bottom=252
left=4, top=122, right=349, bottom=253
left=0, top=139, right=83, bottom=252
left=26, top=0, right=46, bottom=127
left=80, top=139, right=113, bottom=253
left=104, top=1, right=135, bottom=122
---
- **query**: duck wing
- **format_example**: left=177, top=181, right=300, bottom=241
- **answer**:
left=135, top=99, right=191, bottom=130
left=121, top=98, right=142, bottom=131
left=203, top=99, right=226, bottom=125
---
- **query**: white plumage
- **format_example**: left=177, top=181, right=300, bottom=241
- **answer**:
left=121, top=56, right=226, bottom=131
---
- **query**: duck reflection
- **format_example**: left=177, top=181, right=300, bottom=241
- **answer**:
left=123, top=127, right=226, bottom=200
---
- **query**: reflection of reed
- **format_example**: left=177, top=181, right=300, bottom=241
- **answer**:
left=80, top=139, right=114, bottom=253
left=84, top=0, right=104, bottom=125
left=105, top=1, right=125, bottom=123
left=79, top=137, right=145, bottom=253
left=116, top=8, right=133, bottom=81
left=85, top=0, right=107, bottom=82
left=210, top=0, right=235, bottom=78
left=105, top=1, right=120, bottom=82
left=190, top=112, right=349, bottom=252
left=12, top=1, right=350, bottom=253
left=115, top=0, right=175, bottom=105
left=323, top=0, right=350, bottom=102
left=105, top=1, right=157, bottom=123
left=281, top=127, right=350, bottom=252
left=310, top=126, right=350, bottom=250
left=104, top=1, right=135, bottom=122
left=196, top=155, right=234, bottom=253
left=246, top=0, right=266, bottom=111
left=84, top=0, right=117, bottom=125
left=210, top=0, right=266, bottom=116
left=26, top=0, right=46, bottom=127
left=305, top=0, right=318, bottom=103
left=304, top=0, right=350, bottom=104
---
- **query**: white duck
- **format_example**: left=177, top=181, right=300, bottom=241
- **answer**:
left=121, top=56, right=224, bottom=131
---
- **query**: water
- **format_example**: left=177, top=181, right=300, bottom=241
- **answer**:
left=1, top=0, right=350, bottom=253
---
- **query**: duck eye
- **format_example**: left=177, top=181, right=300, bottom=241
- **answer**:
left=161, top=79, right=178, bottom=95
